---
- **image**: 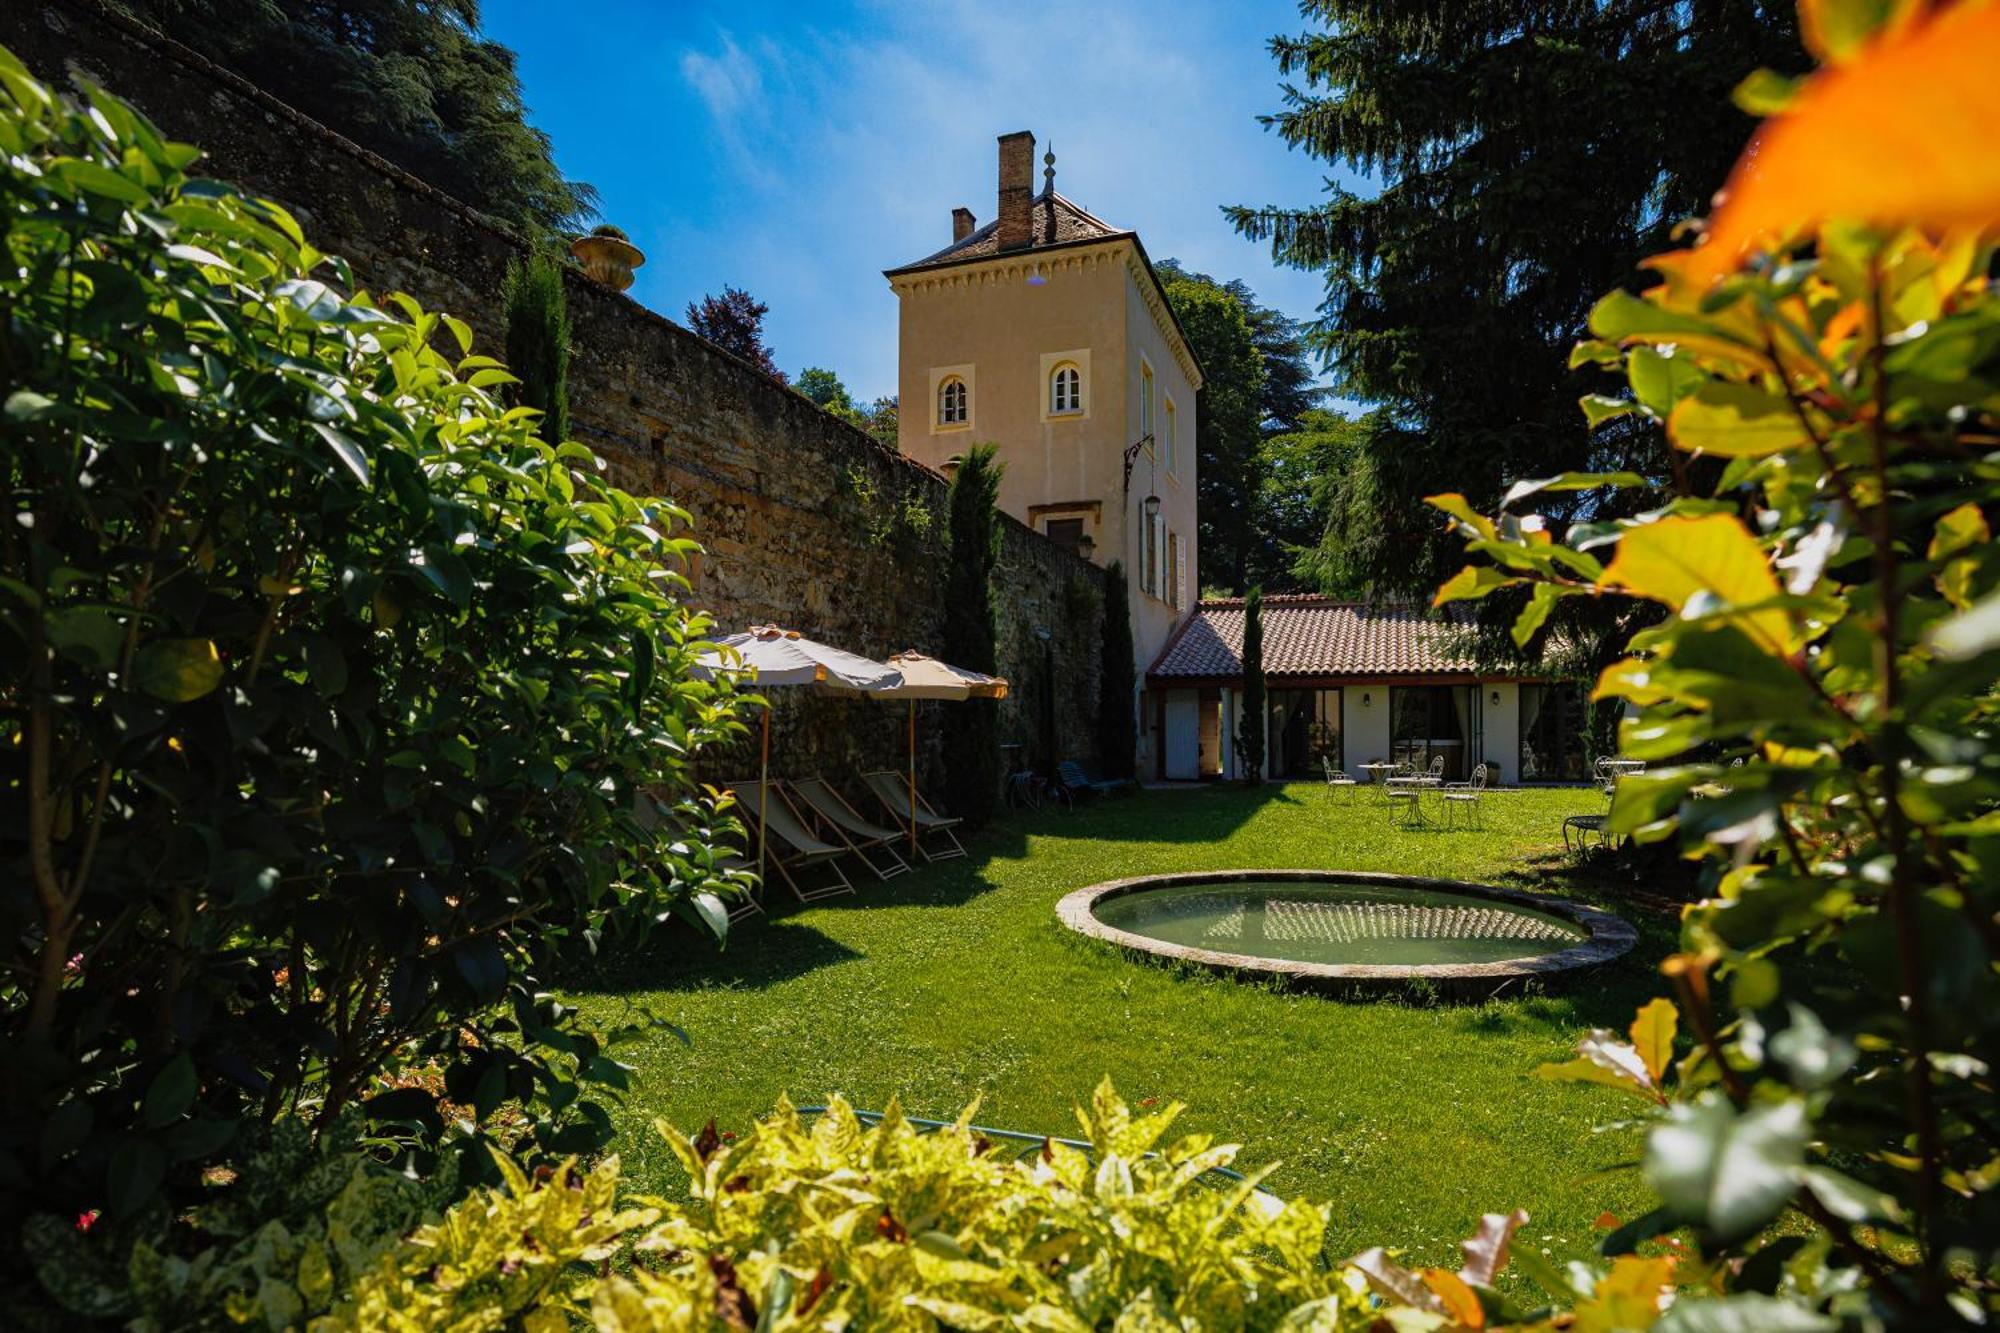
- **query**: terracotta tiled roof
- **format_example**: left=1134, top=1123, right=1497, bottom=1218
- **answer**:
left=1148, top=596, right=1489, bottom=681
left=886, top=190, right=1132, bottom=274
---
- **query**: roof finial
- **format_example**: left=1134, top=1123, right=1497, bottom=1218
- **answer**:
left=1043, top=143, right=1056, bottom=194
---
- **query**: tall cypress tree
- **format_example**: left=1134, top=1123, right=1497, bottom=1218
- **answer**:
left=1096, top=561, right=1136, bottom=779
left=1235, top=587, right=1266, bottom=785
left=942, top=445, right=1003, bottom=827
left=502, top=253, right=571, bottom=447
left=1229, top=3, right=1802, bottom=611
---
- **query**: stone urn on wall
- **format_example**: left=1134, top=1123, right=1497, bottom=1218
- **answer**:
left=569, top=223, right=645, bottom=292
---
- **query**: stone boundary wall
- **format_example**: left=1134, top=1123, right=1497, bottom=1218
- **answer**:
left=6, top=0, right=1107, bottom=791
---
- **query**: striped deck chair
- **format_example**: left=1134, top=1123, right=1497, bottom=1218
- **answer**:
left=860, top=770, right=966, bottom=862
left=725, top=781, right=856, bottom=905
left=787, top=778, right=910, bottom=881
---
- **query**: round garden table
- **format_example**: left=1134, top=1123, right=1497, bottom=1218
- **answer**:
left=1359, top=762, right=1399, bottom=799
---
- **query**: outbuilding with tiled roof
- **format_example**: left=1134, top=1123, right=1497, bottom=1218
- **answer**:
left=1143, top=595, right=1585, bottom=786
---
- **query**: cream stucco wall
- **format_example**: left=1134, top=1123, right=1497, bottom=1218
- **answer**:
left=891, top=238, right=1201, bottom=774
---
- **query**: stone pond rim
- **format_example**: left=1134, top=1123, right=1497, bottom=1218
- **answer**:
left=1055, top=869, right=1638, bottom=994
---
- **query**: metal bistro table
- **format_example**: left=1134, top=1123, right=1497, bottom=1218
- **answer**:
left=1360, top=762, right=1400, bottom=799
left=1384, top=770, right=1444, bottom=825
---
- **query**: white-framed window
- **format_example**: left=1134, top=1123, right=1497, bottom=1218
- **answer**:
left=937, top=376, right=968, bottom=426
left=1163, top=397, right=1178, bottom=473
left=927, top=364, right=975, bottom=434
left=1140, top=360, right=1155, bottom=447
left=1051, top=364, right=1082, bottom=415
left=1038, top=348, right=1091, bottom=422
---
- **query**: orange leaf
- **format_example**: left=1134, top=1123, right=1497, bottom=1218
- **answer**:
left=1421, top=1268, right=1486, bottom=1328
left=1688, top=3, right=2000, bottom=285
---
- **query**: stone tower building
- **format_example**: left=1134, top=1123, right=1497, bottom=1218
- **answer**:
left=885, top=131, right=1203, bottom=775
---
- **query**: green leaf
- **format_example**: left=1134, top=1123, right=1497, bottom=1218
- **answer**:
left=414, top=546, right=472, bottom=608
left=1732, top=69, right=1804, bottom=116
left=1628, top=346, right=1706, bottom=419
left=5, top=390, right=57, bottom=422
left=311, top=420, right=371, bottom=487
left=142, top=1054, right=197, bottom=1128
left=108, top=1138, right=166, bottom=1217
left=1668, top=382, right=1809, bottom=458
left=304, top=632, right=348, bottom=696
left=1502, top=473, right=1647, bottom=507
left=1568, top=338, right=1622, bottom=369
left=1797, top=1165, right=1895, bottom=1223
left=46, top=607, right=126, bottom=669
left=1511, top=583, right=1565, bottom=647
left=1802, top=0, right=1906, bottom=63
left=1656, top=1294, right=1834, bottom=1333
left=1645, top=1094, right=1807, bottom=1241
left=1433, top=565, right=1520, bottom=606
left=53, top=158, right=151, bottom=205
left=1579, top=394, right=1634, bottom=429
left=131, top=638, right=224, bottom=702
left=1928, top=587, right=2000, bottom=659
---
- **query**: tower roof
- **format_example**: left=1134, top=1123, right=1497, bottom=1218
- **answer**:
left=884, top=189, right=1133, bottom=277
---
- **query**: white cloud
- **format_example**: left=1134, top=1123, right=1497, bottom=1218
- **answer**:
left=660, top=0, right=1341, bottom=402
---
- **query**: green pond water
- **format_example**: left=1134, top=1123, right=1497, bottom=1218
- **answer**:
left=1093, top=880, right=1588, bottom=967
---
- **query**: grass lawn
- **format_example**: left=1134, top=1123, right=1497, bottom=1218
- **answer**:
left=566, top=782, right=1683, bottom=1269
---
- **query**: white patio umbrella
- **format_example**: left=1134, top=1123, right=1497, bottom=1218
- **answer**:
left=867, top=651, right=1008, bottom=852
left=691, top=626, right=901, bottom=881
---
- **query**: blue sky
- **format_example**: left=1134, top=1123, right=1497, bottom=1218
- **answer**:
left=482, top=0, right=1361, bottom=404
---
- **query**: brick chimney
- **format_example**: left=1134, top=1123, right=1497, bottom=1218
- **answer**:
left=952, top=207, right=975, bottom=243
left=996, top=130, right=1034, bottom=252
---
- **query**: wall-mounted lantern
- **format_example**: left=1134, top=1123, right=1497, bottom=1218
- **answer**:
left=1491, top=690, right=1502, bottom=705
left=1077, top=533, right=1096, bottom=560
left=1143, top=493, right=1161, bottom=522
left=1362, top=692, right=1372, bottom=708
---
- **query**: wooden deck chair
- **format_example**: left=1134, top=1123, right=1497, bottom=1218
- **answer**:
left=860, top=770, right=966, bottom=862
left=787, top=777, right=911, bottom=881
left=724, top=781, right=856, bottom=905
left=630, top=792, right=763, bottom=923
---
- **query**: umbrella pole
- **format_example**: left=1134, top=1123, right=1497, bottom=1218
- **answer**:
left=758, top=707, right=770, bottom=886
left=908, top=699, right=918, bottom=854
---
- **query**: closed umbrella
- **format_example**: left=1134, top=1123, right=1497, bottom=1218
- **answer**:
left=692, top=627, right=901, bottom=883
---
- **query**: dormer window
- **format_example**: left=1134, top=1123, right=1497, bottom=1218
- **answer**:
left=1050, top=364, right=1082, bottom=415
left=937, top=376, right=968, bottom=426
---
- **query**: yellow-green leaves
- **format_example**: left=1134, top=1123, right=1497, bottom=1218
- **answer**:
left=1628, top=998, right=1678, bottom=1089
left=131, top=637, right=223, bottom=702
left=1668, top=382, right=1810, bottom=458
left=1433, top=565, right=1521, bottom=607
left=1534, top=1027, right=1671, bottom=1106
left=1601, top=514, right=1797, bottom=654
left=1799, top=0, right=1922, bottom=64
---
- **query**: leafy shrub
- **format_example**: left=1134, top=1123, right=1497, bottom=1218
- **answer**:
left=1432, top=3, right=2000, bottom=1324
left=0, top=43, right=749, bottom=1313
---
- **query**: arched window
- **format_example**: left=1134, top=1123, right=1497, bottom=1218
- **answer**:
left=937, top=376, right=968, bottom=426
left=1050, top=363, right=1082, bottom=415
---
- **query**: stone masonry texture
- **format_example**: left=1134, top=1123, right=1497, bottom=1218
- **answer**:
left=7, top=0, right=1108, bottom=797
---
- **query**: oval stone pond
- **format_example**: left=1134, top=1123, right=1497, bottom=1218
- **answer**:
left=1057, top=870, right=1637, bottom=995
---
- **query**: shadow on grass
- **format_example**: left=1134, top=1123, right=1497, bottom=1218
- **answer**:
left=570, top=916, right=867, bottom=995
left=994, top=782, right=1303, bottom=847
